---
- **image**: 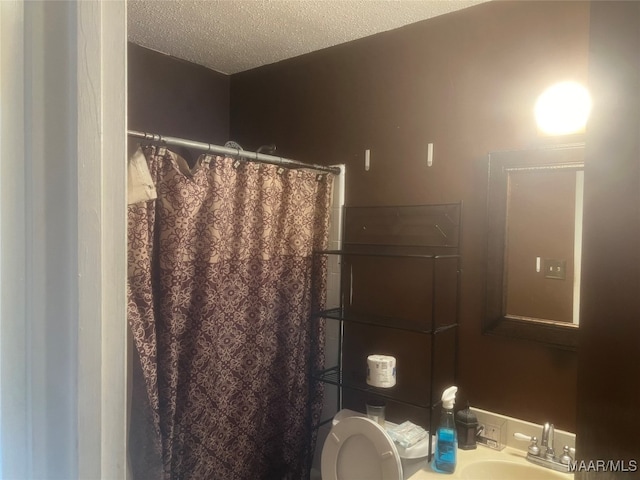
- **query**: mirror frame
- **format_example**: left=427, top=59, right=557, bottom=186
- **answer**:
left=485, top=143, right=584, bottom=350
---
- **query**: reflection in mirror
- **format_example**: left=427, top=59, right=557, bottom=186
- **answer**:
left=485, top=144, right=584, bottom=350
left=505, top=165, right=583, bottom=324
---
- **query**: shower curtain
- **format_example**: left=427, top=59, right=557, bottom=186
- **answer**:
left=127, top=146, right=332, bottom=480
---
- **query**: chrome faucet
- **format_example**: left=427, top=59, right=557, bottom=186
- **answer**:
left=541, top=422, right=556, bottom=460
left=514, top=422, right=574, bottom=473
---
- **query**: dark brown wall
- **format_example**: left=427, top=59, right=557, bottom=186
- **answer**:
left=231, top=1, right=590, bottom=431
left=576, top=2, right=640, bottom=475
left=128, top=43, right=230, bottom=150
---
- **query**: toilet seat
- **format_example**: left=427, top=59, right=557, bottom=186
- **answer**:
left=321, top=416, right=403, bottom=480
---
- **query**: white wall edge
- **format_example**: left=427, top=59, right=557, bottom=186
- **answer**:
left=0, top=1, right=29, bottom=477
left=77, top=1, right=128, bottom=479
left=99, top=1, right=129, bottom=477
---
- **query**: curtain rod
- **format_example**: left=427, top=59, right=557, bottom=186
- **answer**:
left=128, top=130, right=341, bottom=175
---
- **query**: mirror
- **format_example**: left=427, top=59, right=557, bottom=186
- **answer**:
left=485, top=143, right=584, bottom=350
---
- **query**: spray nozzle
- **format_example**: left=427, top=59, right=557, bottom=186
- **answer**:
left=441, top=385, right=458, bottom=409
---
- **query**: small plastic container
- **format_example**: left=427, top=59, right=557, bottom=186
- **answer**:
left=365, top=399, right=386, bottom=426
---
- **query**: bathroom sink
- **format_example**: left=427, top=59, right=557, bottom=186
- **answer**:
left=407, top=444, right=575, bottom=479
left=460, top=460, right=571, bottom=479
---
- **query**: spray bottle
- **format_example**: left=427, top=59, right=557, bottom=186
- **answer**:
left=432, top=386, right=458, bottom=473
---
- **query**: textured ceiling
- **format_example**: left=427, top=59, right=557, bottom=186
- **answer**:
left=128, top=0, right=488, bottom=75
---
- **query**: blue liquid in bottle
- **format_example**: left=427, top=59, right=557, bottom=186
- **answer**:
left=433, top=426, right=457, bottom=473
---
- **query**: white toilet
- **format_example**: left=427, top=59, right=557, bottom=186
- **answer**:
left=320, top=410, right=403, bottom=480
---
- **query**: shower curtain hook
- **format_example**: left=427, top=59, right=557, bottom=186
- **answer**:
left=225, top=141, right=244, bottom=154
left=225, top=140, right=245, bottom=166
left=257, top=144, right=277, bottom=155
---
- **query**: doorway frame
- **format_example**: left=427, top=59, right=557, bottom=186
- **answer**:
left=0, top=1, right=128, bottom=477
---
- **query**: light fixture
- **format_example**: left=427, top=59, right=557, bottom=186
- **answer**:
left=534, top=81, right=592, bottom=135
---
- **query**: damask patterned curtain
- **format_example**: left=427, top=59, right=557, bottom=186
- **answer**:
left=127, top=146, right=332, bottom=480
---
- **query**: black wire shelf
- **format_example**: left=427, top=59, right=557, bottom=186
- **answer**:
left=311, top=307, right=458, bottom=335
left=312, top=366, right=436, bottom=410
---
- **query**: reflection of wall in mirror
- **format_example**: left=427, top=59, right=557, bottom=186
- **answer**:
left=505, top=170, right=577, bottom=322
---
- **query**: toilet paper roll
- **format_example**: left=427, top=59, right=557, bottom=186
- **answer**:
left=366, top=354, right=396, bottom=388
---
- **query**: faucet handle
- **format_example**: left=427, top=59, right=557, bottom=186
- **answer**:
left=514, top=433, right=540, bottom=456
left=559, top=445, right=574, bottom=465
